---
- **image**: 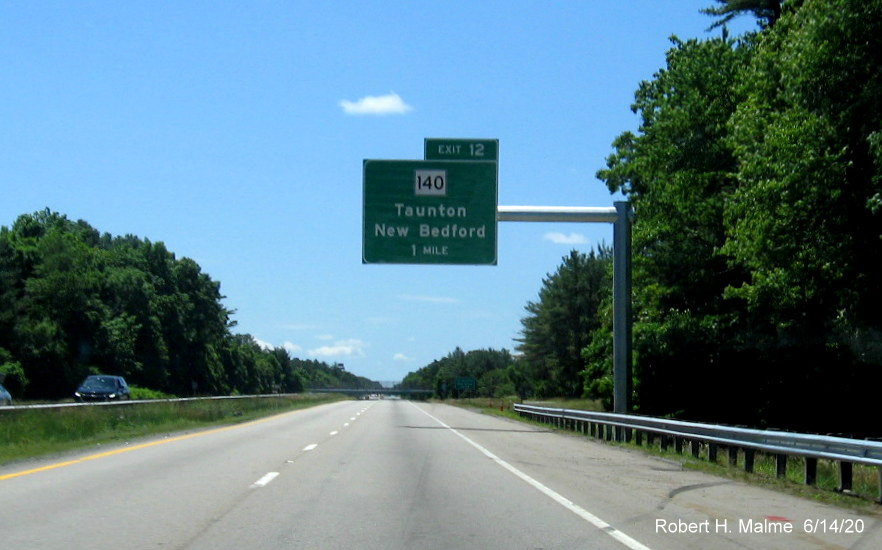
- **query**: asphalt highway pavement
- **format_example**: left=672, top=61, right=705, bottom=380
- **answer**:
left=2, top=400, right=880, bottom=549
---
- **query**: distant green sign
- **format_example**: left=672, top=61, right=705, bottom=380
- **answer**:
left=455, top=377, right=477, bottom=391
left=363, top=160, right=498, bottom=265
left=425, top=138, right=499, bottom=162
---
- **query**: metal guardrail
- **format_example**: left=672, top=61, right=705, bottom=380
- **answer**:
left=0, top=389, right=428, bottom=412
left=0, top=392, right=311, bottom=411
left=514, top=403, right=882, bottom=502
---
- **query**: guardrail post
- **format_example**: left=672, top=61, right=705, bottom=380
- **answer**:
left=709, top=443, right=718, bottom=463
left=691, top=440, right=701, bottom=459
left=878, top=467, right=882, bottom=503
left=744, top=449, right=755, bottom=473
left=675, top=437, right=684, bottom=454
left=776, top=454, right=787, bottom=479
left=805, top=457, right=818, bottom=486
left=839, top=461, right=853, bottom=493
left=728, top=446, right=739, bottom=467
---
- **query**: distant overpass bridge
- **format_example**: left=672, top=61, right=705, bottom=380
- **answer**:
left=309, top=388, right=434, bottom=397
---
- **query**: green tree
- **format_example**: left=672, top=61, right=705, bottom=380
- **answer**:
left=478, top=368, right=515, bottom=398
left=400, top=347, right=516, bottom=398
left=722, top=0, right=882, bottom=432
left=0, top=347, right=27, bottom=395
left=0, top=209, right=306, bottom=399
left=293, top=357, right=380, bottom=391
left=518, top=249, right=611, bottom=398
left=596, top=35, right=753, bottom=420
left=21, top=224, right=106, bottom=395
left=702, top=0, right=786, bottom=29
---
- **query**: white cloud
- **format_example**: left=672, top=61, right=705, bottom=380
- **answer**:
left=393, top=353, right=410, bottom=362
left=282, top=341, right=302, bottom=354
left=544, top=232, right=588, bottom=245
left=309, top=339, right=367, bottom=358
left=255, top=340, right=303, bottom=355
left=339, top=92, right=413, bottom=115
left=398, top=294, right=459, bottom=304
left=254, top=338, right=275, bottom=351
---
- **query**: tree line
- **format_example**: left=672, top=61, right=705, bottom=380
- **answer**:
left=399, top=248, right=612, bottom=402
left=0, top=209, right=379, bottom=399
left=403, top=1, right=882, bottom=437
left=594, top=0, right=881, bottom=436
left=398, top=347, right=522, bottom=399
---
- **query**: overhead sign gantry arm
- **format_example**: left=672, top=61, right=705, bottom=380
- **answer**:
left=498, top=202, right=633, bottom=415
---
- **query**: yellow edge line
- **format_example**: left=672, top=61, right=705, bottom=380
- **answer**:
left=0, top=408, right=304, bottom=482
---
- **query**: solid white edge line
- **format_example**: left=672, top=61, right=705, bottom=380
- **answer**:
left=250, top=472, right=279, bottom=488
left=410, top=403, right=653, bottom=550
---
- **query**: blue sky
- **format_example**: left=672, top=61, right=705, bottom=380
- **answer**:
left=1, top=1, right=755, bottom=384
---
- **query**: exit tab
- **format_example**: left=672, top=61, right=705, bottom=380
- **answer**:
left=425, top=138, right=498, bottom=162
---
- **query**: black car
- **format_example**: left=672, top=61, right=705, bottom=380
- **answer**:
left=75, top=375, right=131, bottom=402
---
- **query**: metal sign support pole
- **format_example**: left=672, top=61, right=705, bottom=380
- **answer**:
left=612, top=201, right=633, bottom=416
left=497, top=201, right=633, bottom=416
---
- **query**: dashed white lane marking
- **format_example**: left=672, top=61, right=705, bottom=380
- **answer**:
left=252, top=405, right=374, bottom=489
left=411, top=403, right=653, bottom=550
left=250, top=472, right=279, bottom=488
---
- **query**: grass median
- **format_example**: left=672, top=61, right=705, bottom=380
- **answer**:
left=0, top=394, right=346, bottom=466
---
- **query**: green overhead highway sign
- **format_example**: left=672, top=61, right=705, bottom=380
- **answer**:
left=363, top=159, right=498, bottom=265
left=425, top=138, right=499, bottom=161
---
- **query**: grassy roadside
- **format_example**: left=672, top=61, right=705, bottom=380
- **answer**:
left=446, top=397, right=882, bottom=515
left=0, top=394, right=347, bottom=466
